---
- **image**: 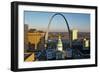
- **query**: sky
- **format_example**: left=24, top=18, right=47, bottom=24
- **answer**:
left=24, top=11, right=90, bottom=32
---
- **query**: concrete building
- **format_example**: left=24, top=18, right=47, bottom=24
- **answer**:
left=84, top=38, right=89, bottom=48
left=24, top=24, right=28, bottom=52
left=28, top=31, right=45, bottom=49
left=71, top=29, right=78, bottom=40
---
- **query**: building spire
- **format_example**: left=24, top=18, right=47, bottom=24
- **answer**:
left=57, top=33, right=63, bottom=51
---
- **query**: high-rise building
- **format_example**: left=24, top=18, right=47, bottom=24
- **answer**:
left=24, top=24, right=28, bottom=52
left=84, top=38, right=89, bottom=48
left=24, top=24, right=28, bottom=43
left=57, top=34, right=63, bottom=51
left=71, top=29, right=78, bottom=40
left=28, top=31, right=45, bottom=49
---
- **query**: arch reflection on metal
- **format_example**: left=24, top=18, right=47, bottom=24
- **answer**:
left=45, top=13, right=72, bottom=48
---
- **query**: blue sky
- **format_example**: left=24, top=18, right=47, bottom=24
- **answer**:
left=24, top=11, right=90, bottom=32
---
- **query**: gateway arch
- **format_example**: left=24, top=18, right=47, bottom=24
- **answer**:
left=45, top=13, right=72, bottom=48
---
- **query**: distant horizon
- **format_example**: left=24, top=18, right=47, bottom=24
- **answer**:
left=25, top=26, right=90, bottom=33
left=24, top=11, right=90, bottom=32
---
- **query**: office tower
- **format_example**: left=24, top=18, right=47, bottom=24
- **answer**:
left=28, top=31, right=45, bottom=50
left=57, top=34, right=63, bottom=51
left=84, top=38, right=89, bottom=48
left=24, top=24, right=28, bottom=51
left=71, top=29, right=78, bottom=40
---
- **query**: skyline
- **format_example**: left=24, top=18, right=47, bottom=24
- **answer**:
left=24, top=11, right=90, bottom=32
